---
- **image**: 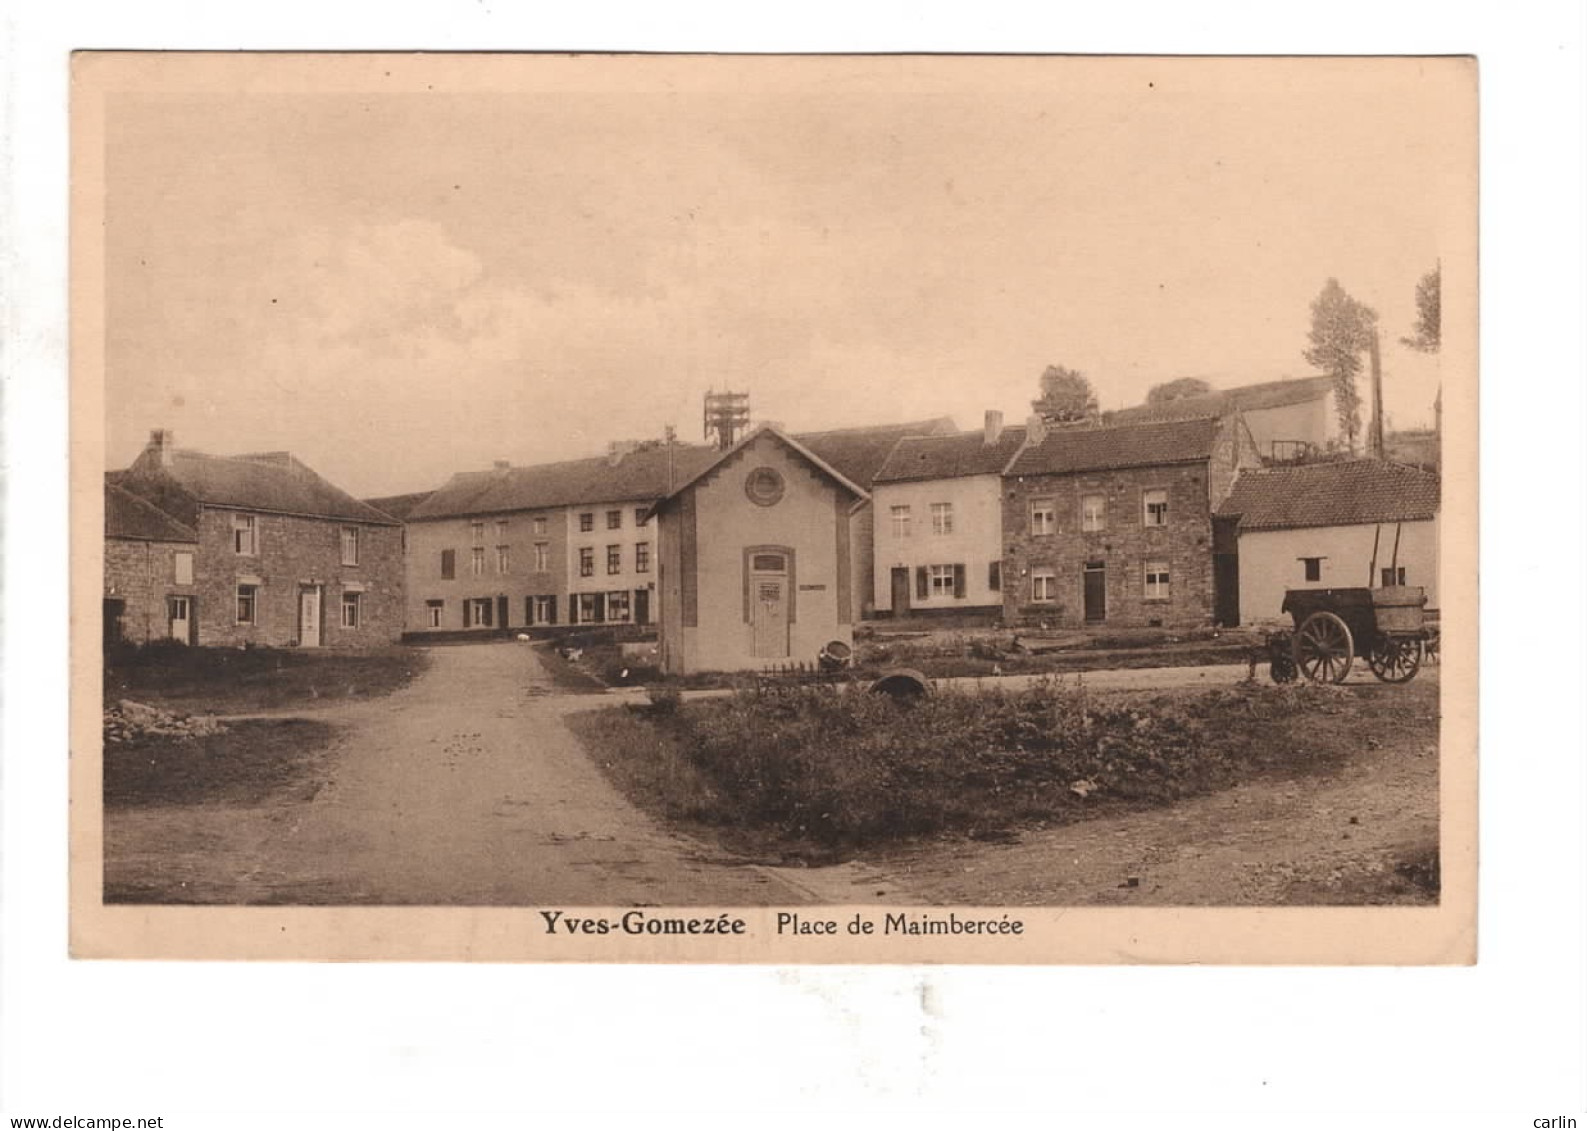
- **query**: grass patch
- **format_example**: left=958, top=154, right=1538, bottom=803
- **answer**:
left=104, top=718, right=339, bottom=808
left=104, top=642, right=428, bottom=713
left=570, top=679, right=1435, bottom=862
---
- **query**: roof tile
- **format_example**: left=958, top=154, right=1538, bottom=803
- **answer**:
left=1217, top=459, right=1440, bottom=529
left=1006, top=417, right=1223, bottom=477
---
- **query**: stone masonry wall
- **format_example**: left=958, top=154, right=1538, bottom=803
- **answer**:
left=1001, top=462, right=1217, bottom=629
left=104, top=538, right=197, bottom=644
left=194, top=508, right=404, bottom=647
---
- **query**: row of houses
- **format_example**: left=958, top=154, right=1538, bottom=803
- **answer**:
left=103, top=376, right=1441, bottom=675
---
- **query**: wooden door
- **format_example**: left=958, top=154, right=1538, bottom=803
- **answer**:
left=752, top=572, right=790, bottom=659
left=299, top=587, right=321, bottom=647
left=167, top=596, right=192, bottom=643
left=634, top=588, right=650, bottom=626
left=1083, top=563, right=1106, bottom=623
left=1213, top=553, right=1240, bottom=627
left=890, top=567, right=911, bottom=615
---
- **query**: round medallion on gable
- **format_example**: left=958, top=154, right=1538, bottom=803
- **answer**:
left=744, top=466, right=786, bottom=507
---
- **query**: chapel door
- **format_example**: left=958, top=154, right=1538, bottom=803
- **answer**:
left=750, top=553, right=791, bottom=659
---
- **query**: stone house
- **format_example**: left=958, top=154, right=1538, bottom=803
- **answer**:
left=649, top=427, right=868, bottom=675
left=103, top=480, right=200, bottom=646
left=869, top=411, right=1028, bottom=618
left=110, top=430, right=405, bottom=647
left=1216, top=460, right=1441, bottom=624
left=1105, top=375, right=1340, bottom=464
left=1001, top=414, right=1262, bottom=629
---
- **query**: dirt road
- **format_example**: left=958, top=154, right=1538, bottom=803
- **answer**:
left=105, top=643, right=810, bottom=905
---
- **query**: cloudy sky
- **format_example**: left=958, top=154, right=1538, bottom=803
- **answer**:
left=101, top=56, right=1470, bottom=496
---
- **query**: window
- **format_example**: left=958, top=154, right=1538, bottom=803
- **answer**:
left=471, top=521, right=485, bottom=545
left=1144, top=489, right=1169, bottom=527
left=606, top=509, right=622, bottom=530
left=635, top=541, right=651, bottom=573
left=930, top=564, right=957, bottom=597
left=496, top=546, right=510, bottom=574
left=1302, top=557, right=1323, bottom=582
left=233, top=514, right=257, bottom=555
left=440, top=549, right=456, bottom=579
left=1145, top=561, right=1171, bottom=600
left=607, top=590, right=631, bottom=622
left=341, top=590, right=361, bottom=628
left=236, top=584, right=258, bottom=624
left=1031, top=570, right=1057, bottom=603
left=495, top=519, right=508, bottom=541
left=988, top=561, right=1002, bottom=591
left=1030, top=499, right=1056, bottom=536
left=1381, top=566, right=1407, bottom=586
left=174, top=552, right=193, bottom=585
left=890, top=505, right=912, bottom=538
left=467, top=597, right=493, bottom=627
left=577, top=592, right=603, bottom=623
left=579, top=547, right=595, bottom=577
left=340, top=526, right=360, bottom=566
left=634, top=508, right=649, bottom=527
left=606, top=545, right=622, bottom=574
left=1082, top=494, right=1106, bottom=533
left=426, top=600, right=443, bottom=628
left=533, top=595, right=556, bottom=625
left=931, top=502, right=954, bottom=535
left=579, top=512, right=594, bottom=533
left=471, top=547, right=485, bottom=576
left=532, top=516, right=547, bottom=536
left=533, top=542, right=550, bottom=572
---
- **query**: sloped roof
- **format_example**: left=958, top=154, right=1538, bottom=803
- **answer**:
left=147, top=450, right=398, bottom=524
left=362, top=490, right=435, bottom=521
left=408, top=444, right=722, bottom=521
left=874, top=426, right=1029, bottom=484
left=105, top=481, right=197, bottom=543
left=1104, top=375, right=1335, bottom=427
left=1217, top=459, right=1440, bottom=530
left=795, top=417, right=957, bottom=488
left=1006, top=417, right=1223, bottom=478
left=648, top=425, right=870, bottom=517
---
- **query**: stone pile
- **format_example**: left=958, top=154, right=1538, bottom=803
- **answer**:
left=103, top=699, right=228, bottom=745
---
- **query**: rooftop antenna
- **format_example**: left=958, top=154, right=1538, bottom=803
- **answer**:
left=703, top=388, right=751, bottom=452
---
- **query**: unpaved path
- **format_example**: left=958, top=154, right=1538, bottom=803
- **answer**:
left=106, top=643, right=809, bottom=906
left=873, top=678, right=1440, bottom=906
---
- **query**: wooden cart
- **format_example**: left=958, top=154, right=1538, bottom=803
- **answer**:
left=1270, top=585, right=1429, bottom=684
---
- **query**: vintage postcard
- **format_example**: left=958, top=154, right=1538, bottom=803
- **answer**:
left=70, top=52, right=1477, bottom=962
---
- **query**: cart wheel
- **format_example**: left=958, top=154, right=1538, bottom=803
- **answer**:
left=1367, top=636, right=1422, bottom=683
left=1293, top=611, right=1354, bottom=683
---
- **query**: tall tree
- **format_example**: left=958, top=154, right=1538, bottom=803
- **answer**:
left=1145, top=376, right=1213, bottom=404
left=1401, top=265, right=1441, bottom=353
left=1302, top=278, right=1378, bottom=450
left=1031, top=364, right=1098, bottom=423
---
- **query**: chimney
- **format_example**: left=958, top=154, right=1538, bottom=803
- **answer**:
left=148, top=428, right=176, bottom=468
left=983, top=410, right=1005, bottom=446
left=1024, top=413, right=1049, bottom=447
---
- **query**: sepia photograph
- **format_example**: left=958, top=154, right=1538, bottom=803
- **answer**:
left=70, top=52, right=1477, bottom=962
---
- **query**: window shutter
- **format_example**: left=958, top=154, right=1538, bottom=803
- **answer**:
left=441, top=549, right=455, bottom=579
left=953, top=564, right=966, bottom=599
left=462, top=600, right=471, bottom=628
left=916, top=566, right=928, bottom=599
left=594, top=593, right=606, bottom=622
left=482, top=599, right=493, bottom=627
left=549, top=596, right=558, bottom=625
left=988, top=561, right=1001, bottom=591
left=497, top=596, right=508, bottom=628
left=569, top=597, right=578, bottom=624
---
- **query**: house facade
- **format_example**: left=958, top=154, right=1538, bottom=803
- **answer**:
left=103, top=481, right=200, bottom=646
left=651, top=427, right=867, bottom=675
left=870, top=411, right=1026, bottom=617
left=1001, top=414, right=1262, bottom=629
left=110, top=430, right=405, bottom=647
left=1106, top=375, right=1340, bottom=463
left=1216, top=460, right=1441, bottom=623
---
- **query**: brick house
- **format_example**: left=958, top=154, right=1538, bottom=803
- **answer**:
left=110, top=430, right=404, bottom=647
left=870, top=411, right=1027, bottom=618
left=103, top=480, right=199, bottom=646
left=1105, top=375, right=1340, bottom=464
left=649, top=427, right=868, bottom=675
left=1216, top=459, right=1441, bottom=624
left=1001, top=414, right=1261, bottom=629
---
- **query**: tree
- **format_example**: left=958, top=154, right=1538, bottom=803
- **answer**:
left=1302, top=278, right=1378, bottom=450
left=1401, top=265, right=1440, bottom=353
left=1031, top=364, right=1098, bottom=423
left=1145, top=376, right=1213, bottom=404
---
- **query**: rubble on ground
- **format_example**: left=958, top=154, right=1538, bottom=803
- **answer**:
left=103, top=699, right=228, bottom=744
